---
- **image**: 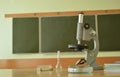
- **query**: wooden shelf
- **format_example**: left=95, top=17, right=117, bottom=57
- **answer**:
left=5, top=9, right=120, bottom=18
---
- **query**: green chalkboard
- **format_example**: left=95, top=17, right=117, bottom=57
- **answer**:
left=41, top=15, right=95, bottom=53
left=98, top=14, right=120, bottom=51
left=12, top=14, right=120, bottom=53
left=13, top=17, right=39, bottom=53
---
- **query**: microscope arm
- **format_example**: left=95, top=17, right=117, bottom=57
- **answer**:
left=84, top=27, right=100, bottom=69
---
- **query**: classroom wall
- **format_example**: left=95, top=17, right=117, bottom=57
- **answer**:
left=0, top=0, right=120, bottom=59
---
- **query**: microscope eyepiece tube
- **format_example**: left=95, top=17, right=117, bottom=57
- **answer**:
left=76, top=14, right=84, bottom=44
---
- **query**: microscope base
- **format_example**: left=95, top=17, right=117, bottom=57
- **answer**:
left=93, top=65, right=104, bottom=70
left=68, top=66, right=93, bottom=74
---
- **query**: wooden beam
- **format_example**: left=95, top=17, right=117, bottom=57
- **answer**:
left=0, top=57, right=120, bottom=69
left=5, top=9, right=120, bottom=18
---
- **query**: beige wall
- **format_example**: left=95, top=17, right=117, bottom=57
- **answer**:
left=1, top=0, right=120, bottom=13
left=0, top=0, right=120, bottom=59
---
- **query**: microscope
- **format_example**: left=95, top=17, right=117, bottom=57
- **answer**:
left=68, top=13, right=103, bottom=73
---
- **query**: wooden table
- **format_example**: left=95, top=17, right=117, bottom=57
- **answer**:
left=0, top=68, right=120, bottom=77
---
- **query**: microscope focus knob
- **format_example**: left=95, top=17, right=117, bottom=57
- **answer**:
left=84, top=23, right=90, bottom=29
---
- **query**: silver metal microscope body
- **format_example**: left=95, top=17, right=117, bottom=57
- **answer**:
left=72, top=13, right=102, bottom=70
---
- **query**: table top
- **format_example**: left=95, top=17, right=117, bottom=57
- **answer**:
left=0, top=68, right=120, bottom=77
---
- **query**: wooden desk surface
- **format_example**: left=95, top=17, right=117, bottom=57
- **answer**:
left=0, top=69, right=120, bottom=77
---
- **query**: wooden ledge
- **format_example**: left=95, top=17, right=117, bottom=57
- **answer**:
left=5, top=9, right=120, bottom=18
